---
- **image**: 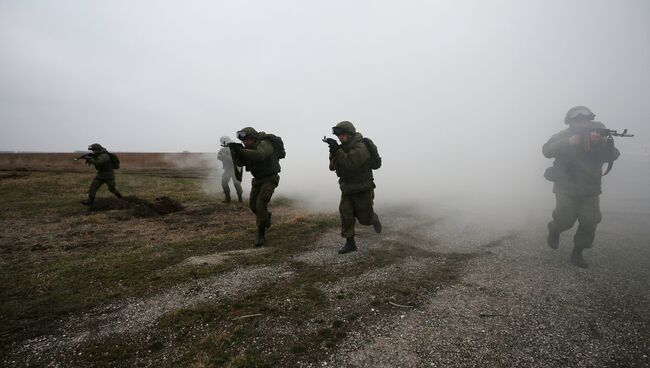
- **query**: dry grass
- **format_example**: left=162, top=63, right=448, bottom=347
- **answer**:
left=0, top=152, right=214, bottom=173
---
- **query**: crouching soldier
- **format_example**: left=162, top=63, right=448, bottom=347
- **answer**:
left=543, top=106, right=621, bottom=268
left=217, top=136, right=243, bottom=203
left=229, top=127, right=285, bottom=247
left=80, top=143, right=122, bottom=205
left=325, top=121, right=382, bottom=254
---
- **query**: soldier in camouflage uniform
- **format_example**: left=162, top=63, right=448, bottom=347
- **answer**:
left=81, top=143, right=122, bottom=205
left=230, top=127, right=281, bottom=247
left=543, top=106, right=620, bottom=268
left=326, top=121, right=382, bottom=254
left=217, top=136, right=243, bottom=203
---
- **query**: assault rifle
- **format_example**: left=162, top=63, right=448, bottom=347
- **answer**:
left=223, top=142, right=244, bottom=182
left=579, top=125, right=634, bottom=175
left=74, top=152, right=94, bottom=161
left=587, top=127, right=634, bottom=138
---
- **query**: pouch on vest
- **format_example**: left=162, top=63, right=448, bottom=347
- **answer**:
left=544, top=166, right=556, bottom=182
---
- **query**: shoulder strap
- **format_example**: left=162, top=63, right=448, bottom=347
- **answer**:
left=602, top=136, right=615, bottom=176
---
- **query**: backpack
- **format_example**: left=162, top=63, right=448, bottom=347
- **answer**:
left=363, top=138, right=381, bottom=170
left=263, top=134, right=286, bottom=159
left=108, top=152, right=121, bottom=170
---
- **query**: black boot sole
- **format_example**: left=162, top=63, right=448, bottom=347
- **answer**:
left=337, top=243, right=357, bottom=254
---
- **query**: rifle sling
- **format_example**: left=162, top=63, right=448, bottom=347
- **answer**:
left=602, top=160, right=614, bottom=176
left=602, top=136, right=615, bottom=176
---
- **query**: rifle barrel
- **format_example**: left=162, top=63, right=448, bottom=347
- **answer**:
left=75, top=153, right=93, bottom=160
left=592, top=128, right=634, bottom=138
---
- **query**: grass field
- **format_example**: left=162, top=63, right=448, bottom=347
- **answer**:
left=0, top=161, right=469, bottom=367
left=3, top=155, right=647, bottom=367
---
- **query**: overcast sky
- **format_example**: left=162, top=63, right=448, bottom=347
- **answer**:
left=1, top=0, right=648, bottom=151
left=1, top=0, right=649, bottom=208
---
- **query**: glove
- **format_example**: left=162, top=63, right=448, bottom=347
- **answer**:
left=323, top=138, right=339, bottom=154
left=228, top=142, right=243, bottom=152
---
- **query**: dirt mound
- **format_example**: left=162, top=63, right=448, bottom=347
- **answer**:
left=150, top=196, right=184, bottom=215
left=89, top=196, right=183, bottom=217
left=89, top=197, right=133, bottom=211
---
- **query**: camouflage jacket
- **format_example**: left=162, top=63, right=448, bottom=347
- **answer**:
left=330, top=132, right=375, bottom=195
left=233, top=136, right=281, bottom=182
left=87, top=151, right=114, bottom=178
left=543, top=121, right=620, bottom=196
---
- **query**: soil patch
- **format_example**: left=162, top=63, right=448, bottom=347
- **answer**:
left=89, top=195, right=183, bottom=217
left=0, top=172, right=31, bottom=180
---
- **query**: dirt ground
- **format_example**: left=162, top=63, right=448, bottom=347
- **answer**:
left=1, top=166, right=648, bottom=367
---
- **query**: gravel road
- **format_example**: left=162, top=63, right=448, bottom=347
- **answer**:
left=6, top=203, right=648, bottom=367
left=318, top=208, right=650, bottom=368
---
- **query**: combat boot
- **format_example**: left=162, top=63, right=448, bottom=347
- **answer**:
left=81, top=197, right=94, bottom=206
left=338, top=237, right=357, bottom=254
left=223, top=192, right=231, bottom=203
left=570, top=247, right=588, bottom=268
left=547, top=224, right=559, bottom=250
left=255, top=227, right=266, bottom=247
left=372, top=216, right=382, bottom=234
left=237, top=193, right=243, bottom=202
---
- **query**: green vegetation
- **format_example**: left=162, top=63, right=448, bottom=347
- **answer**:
left=0, top=170, right=470, bottom=367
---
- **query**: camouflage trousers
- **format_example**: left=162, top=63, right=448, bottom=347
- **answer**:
left=340, top=190, right=378, bottom=238
left=88, top=174, right=122, bottom=199
left=221, top=171, right=242, bottom=196
left=548, top=193, right=602, bottom=250
left=250, top=180, right=277, bottom=228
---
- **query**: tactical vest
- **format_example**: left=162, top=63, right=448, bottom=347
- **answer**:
left=336, top=136, right=374, bottom=185
left=247, top=140, right=281, bottom=179
left=95, top=152, right=115, bottom=174
left=545, top=122, right=615, bottom=197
